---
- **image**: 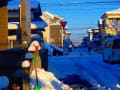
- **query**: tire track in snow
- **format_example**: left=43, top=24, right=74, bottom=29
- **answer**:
left=71, top=58, right=101, bottom=88
left=75, top=56, right=120, bottom=89
left=93, top=59, right=120, bottom=89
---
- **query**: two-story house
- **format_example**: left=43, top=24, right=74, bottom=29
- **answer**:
left=41, top=11, right=64, bottom=47
left=101, top=8, right=120, bottom=37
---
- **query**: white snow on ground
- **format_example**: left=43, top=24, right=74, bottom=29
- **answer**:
left=0, top=76, right=9, bottom=89
left=30, top=68, right=71, bottom=90
left=48, top=48, right=120, bottom=89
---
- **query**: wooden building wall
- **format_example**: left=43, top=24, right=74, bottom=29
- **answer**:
left=0, top=6, right=8, bottom=50
left=50, top=25, right=63, bottom=47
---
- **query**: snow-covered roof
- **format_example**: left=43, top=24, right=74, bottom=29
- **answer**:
left=65, top=26, right=68, bottom=30
left=8, top=20, right=47, bottom=30
left=88, top=29, right=93, bottom=33
left=8, top=0, right=40, bottom=10
left=65, top=31, right=71, bottom=34
left=8, top=34, right=44, bottom=41
left=42, top=11, right=64, bottom=20
left=105, top=8, right=120, bottom=14
left=50, top=23, right=60, bottom=25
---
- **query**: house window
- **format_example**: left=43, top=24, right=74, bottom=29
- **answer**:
left=109, top=18, right=120, bottom=31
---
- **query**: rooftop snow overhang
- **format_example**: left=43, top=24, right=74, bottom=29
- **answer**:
left=8, top=20, right=47, bottom=30
left=105, top=8, right=120, bottom=15
left=8, top=34, right=44, bottom=41
left=65, top=31, right=71, bottom=34
left=42, top=11, right=64, bottom=20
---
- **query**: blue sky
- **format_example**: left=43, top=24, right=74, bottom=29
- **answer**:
left=37, top=0, right=120, bottom=43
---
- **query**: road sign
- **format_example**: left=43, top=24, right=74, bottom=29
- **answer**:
left=60, top=21, right=67, bottom=29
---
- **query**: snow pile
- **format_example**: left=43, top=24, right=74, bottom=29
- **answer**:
left=0, top=76, right=9, bottom=89
left=30, top=68, right=71, bottom=90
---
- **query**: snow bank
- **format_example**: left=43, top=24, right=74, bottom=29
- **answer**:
left=30, top=68, right=71, bottom=90
left=0, top=76, right=9, bottom=89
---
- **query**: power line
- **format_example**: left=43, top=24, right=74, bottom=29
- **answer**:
left=41, top=1, right=120, bottom=5
left=42, top=8, right=117, bottom=11
left=41, top=3, right=120, bottom=7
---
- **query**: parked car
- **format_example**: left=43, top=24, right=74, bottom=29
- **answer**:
left=44, top=43, right=63, bottom=56
left=103, top=37, right=120, bottom=63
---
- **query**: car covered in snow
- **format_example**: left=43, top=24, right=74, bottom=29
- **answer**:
left=103, top=37, right=120, bottom=63
left=44, top=43, right=63, bottom=56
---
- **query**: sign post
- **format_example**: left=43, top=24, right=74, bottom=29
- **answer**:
left=60, top=21, right=67, bottom=49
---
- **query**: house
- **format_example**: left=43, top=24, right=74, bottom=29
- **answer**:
left=41, top=11, right=64, bottom=47
left=8, top=0, right=47, bottom=48
left=88, top=28, right=100, bottom=41
left=99, top=8, right=120, bottom=48
left=88, top=28, right=100, bottom=48
left=100, top=8, right=120, bottom=37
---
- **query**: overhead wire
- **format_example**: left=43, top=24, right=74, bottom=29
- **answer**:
left=41, top=1, right=120, bottom=5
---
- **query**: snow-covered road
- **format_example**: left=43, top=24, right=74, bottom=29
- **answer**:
left=48, top=48, right=120, bottom=89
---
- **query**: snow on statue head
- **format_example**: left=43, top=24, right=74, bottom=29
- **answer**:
left=28, top=40, right=41, bottom=52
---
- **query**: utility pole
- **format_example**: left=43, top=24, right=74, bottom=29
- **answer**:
left=20, top=0, right=31, bottom=89
left=20, top=0, right=31, bottom=49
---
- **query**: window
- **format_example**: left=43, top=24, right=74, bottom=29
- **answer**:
left=113, top=39, right=120, bottom=48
